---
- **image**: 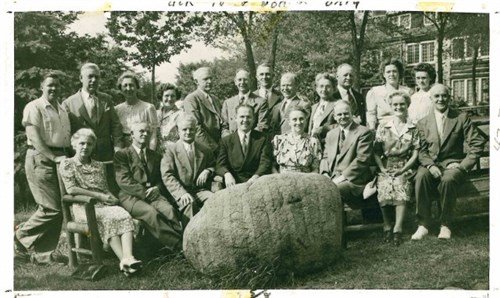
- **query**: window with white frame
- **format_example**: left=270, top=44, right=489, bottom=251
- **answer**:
left=452, top=37, right=489, bottom=60
left=421, top=42, right=435, bottom=63
left=452, top=78, right=489, bottom=104
left=406, top=41, right=435, bottom=65
left=398, top=14, right=411, bottom=29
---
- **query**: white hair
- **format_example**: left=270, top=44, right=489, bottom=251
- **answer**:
left=80, top=62, right=100, bottom=75
left=71, top=128, right=97, bottom=150
left=192, top=67, right=212, bottom=81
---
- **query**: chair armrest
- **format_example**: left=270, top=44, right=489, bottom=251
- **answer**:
left=63, top=195, right=99, bottom=205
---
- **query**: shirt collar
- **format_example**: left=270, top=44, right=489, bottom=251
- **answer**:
left=239, top=91, right=251, bottom=100
left=132, top=143, right=146, bottom=156
left=337, top=85, right=351, bottom=96
left=383, top=117, right=415, bottom=130
left=81, top=89, right=92, bottom=101
left=434, top=108, right=449, bottom=118
left=237, top=130, right=251, bottom=141
left=183, top=141, right=194, bottom=152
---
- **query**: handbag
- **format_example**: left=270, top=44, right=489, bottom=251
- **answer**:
left=363, top=176, right=378, bottom=199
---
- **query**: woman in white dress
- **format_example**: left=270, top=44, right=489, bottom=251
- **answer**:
left=366, top=58, right=413, bottom=130
left=408, top=63, right=436, bottom=124
left=60, top=128, right=141, bottom=276
left=115, top=71, right=159, bottom=150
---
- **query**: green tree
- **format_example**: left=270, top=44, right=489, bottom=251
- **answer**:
left=106, top=12, right=203, bottom=105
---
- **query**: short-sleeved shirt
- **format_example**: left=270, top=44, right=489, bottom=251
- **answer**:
left=22, top=97, right=71, bottom=147
left=115, top=100, right=159, bottom=134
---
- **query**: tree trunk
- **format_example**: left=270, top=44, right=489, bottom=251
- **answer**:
left=349, top=11, right=369, bottom=90
left=269, top=19, right=280, bottom=75
left=471, top=46, right=479, bottom=105
left=151, top=63, right=156, bottom=106
left=436, top=31, right=444, bottom=84
left=238, top=12, right=257, bottom=91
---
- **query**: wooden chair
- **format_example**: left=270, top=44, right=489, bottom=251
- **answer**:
left=56, top=161, right=116, bottom=268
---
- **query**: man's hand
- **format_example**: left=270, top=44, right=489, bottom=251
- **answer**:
left=102, top=193, right=119, bottom=205
left=54, top=156, right=66, bottom=163
left=196, top=169, right=211, bottom=187
left=428, top=165, right=442, bottom=178
left=114, top=146, right=122, bottom=153
left=145, top=186, right=160, bottom=201
left=178, top=193, right=195, bottom=208
left=247, top=174, right=259, bottom=185
left=332, top=175, right=346, bottom=185
left=224, top=173, right=237, bottom=188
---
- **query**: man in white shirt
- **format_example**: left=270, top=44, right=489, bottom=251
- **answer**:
left=333, top=63, right=366, bottom=125
left=221, top=69, right=269, bottom=137
left=161, top=114, right=216, bottom=221
left=412, top=84, right=485, bottom=240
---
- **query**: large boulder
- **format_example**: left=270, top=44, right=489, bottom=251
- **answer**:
left=183, top=173, right=343, bottom=276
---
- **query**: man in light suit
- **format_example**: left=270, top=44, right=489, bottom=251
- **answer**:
left=161, top=113, right=216, bottom=221
left=269, top=72, right=311, bottom=138
left=62, top=63, right=124, bottom=161
left=221, top=69, right=269, bottom=137
left=333, top=63, right=366, bottom=126
left=253, top=63, right=281, bottom=113
left=216, top=104, right=272, bottom=187
left=183, top=67, right=223, bottom=152
left=411, top=84, right=485, bottom=240
left=320, top=100, right=375, bottom=209
left=114, top=121, right=182, bottom=252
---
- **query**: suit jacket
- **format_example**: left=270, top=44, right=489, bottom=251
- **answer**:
left=417, top=109, right=485, bottom=171
left=161, top=140, right=215, bottom=201
left=62, top=90, right=123, bottom=161
left=252, top=89, right=281, bottom=112
left=216, top=130, right=272, bottom=183
left=221, top=92, right=269, bottom=137
left=332, top=88, right=366, bottom=126
left=308, top=100, right=337, bottom=140
left=269, top=95, right=311, bottom=138
left=320, top=122, right=374, bottom=185
left=183, top=89, right=223, bottom=151
left=114, top=145, right=168, bottom=201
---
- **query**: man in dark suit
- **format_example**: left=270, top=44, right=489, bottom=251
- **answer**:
left=320, top=100, right=375, bottom=209
left=253, top=63, right=281, bottom=113
left=161, top=113, right=216, bottom=221
left=411, top=84, right=485, bottom=240
left=221, top=69, right=269, bottom=137
left=269, top=72, right=311, bottom=138
left=183, top=67, right=223, bottom=152
left=62, top=63, right=124, bottom=161
left=114, top=121, right=182, bottom=251
left=216, top=104, right=272, bottom=187
left=333, top=63, right=366, bottom=126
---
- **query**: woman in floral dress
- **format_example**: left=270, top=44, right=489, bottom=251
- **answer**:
left=373, top=91, right=419, bottom=246
left=156, top=83, right=182, bottom=152
left=273, top=106, right=322, bottom=173
left=115, top=71, right=159, bottom=150
left=60, top=128, right=141, bottom=276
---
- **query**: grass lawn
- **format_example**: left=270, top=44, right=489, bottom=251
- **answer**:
left=14, top=207, right=489, bottom=291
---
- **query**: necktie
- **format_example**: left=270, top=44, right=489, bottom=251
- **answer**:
left=313, top=103, right=325, bottom=128
left=186, top=144, right=194, bottom=168
left=264, top=90, right=269, bottom=100
left=339, top=129, right=346, bottom=150
left=140, top=149, right=150, bottom=182
left=240, top=95, right=246, bottom=104
left=347, top=91, right=358, bottom=116
left=88, top=95, right=97, bottom=122
left=438, top=114, right=446, bottom=141
left=281, top=99, right=289, bottom=114
left=242, top=134, right=248, bottom=156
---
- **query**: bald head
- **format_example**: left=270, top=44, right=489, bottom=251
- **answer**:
left=429, top=84, right=450, bottom=113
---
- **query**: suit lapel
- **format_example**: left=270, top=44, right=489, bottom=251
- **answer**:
left=176, top=141, right=193, bottom=174
left=130, top=147, right=147, bottom=177
left=318, top=101, right=335, bottom=124
left=232, top=132, right=246, bottom=164
left=329, top=129, right=340, bottom=172
left=280, top=97, right=299, bottom=126
left=338, top=123, right=358, bottom=160
left=193, top=142, right=205, bottom=176
left=309, top=103, right=318, bottom=132
left=440, top=111, right=458, bottom=146
left=77, top=92, right=95, bottom=129
left=146, top=148, right=155, bottom=176
left=268, top=93, right=281, bottom=110
left=199, top=90, right=220, bottom=116
left=426, top=112, right=441, bottom=150
left=95, top=93, right=106, bottom=125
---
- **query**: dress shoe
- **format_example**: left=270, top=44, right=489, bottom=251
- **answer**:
left=438, top=226, right=452, bottom=239
left=383, top=230, right=392, bottom=243
left=411, top=225, right=428, bottom=240
left=14, top=235, right=30, bottom=263
left=393, top=232, right=402, bottom=246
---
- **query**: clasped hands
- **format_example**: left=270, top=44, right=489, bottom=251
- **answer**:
left=428, top=162, right=463, bottom=179
left=100, top=192, right=120, bottom=205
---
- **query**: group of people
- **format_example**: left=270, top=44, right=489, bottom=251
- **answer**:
left=14, top=57, right=485, bottom=276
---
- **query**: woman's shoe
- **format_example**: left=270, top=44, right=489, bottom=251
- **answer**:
left=383, top=230, right=392, bottom=243
left=393, top=232, right=402, bottom=246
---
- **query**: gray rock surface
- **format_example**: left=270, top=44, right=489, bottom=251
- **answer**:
left=183, top=173, right=343, bottom=276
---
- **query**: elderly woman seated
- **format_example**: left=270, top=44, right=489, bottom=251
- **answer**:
left=273, top=106, right=322, bottom=173
left=59, top=128, right=141, bottom=276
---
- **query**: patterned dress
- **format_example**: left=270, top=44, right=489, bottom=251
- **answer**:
left=157, top=106, right=181, bottom=152
left=374, top=118, right=420, bottom=206
left=272, top=133, right=322, bottom=173
left=59, top=157, right=135, bottom=242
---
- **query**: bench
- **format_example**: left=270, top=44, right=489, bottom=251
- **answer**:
left=343, top=117, right=489, bottom=237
